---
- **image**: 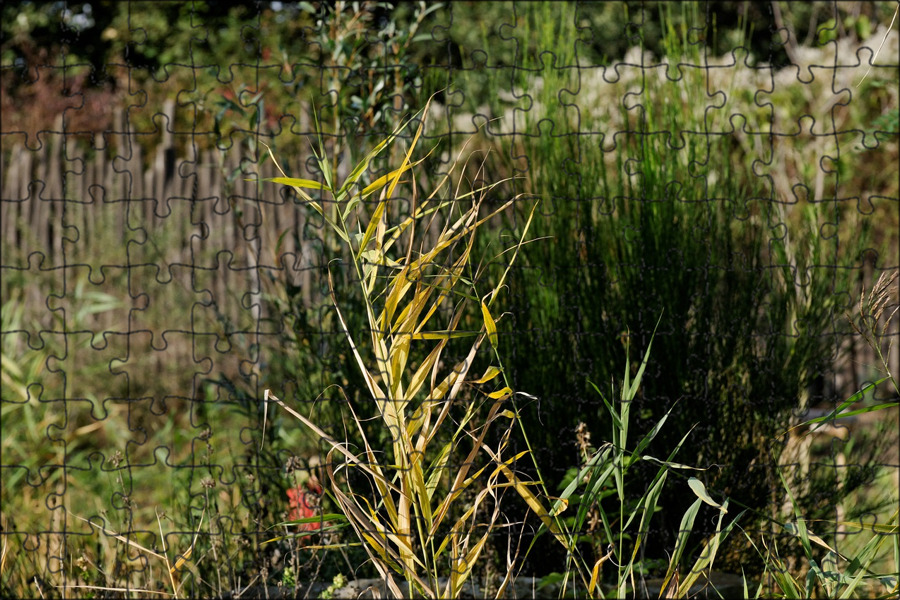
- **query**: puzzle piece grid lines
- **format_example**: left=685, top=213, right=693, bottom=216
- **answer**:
left=1, top=1, right=898, bottom=594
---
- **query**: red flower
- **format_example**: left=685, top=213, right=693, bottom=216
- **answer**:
left=287, top=479, right=324, bottom=532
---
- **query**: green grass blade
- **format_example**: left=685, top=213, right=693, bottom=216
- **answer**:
left=659, top=497, right=702, bottom=594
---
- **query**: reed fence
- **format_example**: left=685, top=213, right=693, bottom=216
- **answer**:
left=1, top=99, right=329, bottom=319
left=1, top=100, right=896, bottom=388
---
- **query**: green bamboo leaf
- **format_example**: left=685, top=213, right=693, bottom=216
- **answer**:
left=589, top=381, right=623, bottom=432
left=688, top=477, right=724, bottom=510
left=833, top=517, right=898, bottom=535
left=641, top=456, right=707, bottom=470
left=631, top=402, right=674, bottom=459
left=425, top=442, right=452, bottom=500
left=659, top=497, right=702, bottom=594
left=837, top=516, right=897, bottom=598
left=677, top=503, right=743, bottom=597
left=310, top=109, right=334, bottom=192
left=629, top=470, right=668, bottom=563
left=625, top=314, right=662, bottom=400
left=818, top=401, right=897, bottom=421
left=782, top=521, right=843, bottom=559
left=781, top=376, right=891, bottom=437
left=555, top=445, right=612, bottom=505
left=356, top=196, right=388, bottom=258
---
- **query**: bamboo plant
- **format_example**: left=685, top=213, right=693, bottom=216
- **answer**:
left=258, top=95, right=569, bottom=598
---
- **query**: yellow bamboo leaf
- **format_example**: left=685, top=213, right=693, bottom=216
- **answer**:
left=487, top=386, right=513, bottom=400
left=452, top=532, right=490, bottom=595
left=424, top=442, right=452, bottom=500
left=410, top=331, right=478, bottom=341
left=410, top=459, right=434, bottom=530
left=549, top=498, right=569, bottom=518
left=356, top=495, right=422, bottom=570
left=257, top=141, right=318, bottom=202
left=429, top=461, right=491, bottom=537
left=357, top=195, right=387, bottom=255
left=389, top=334, right=411, bottom=399
left=358, top=249, right=400, bottom=268
left=588, top=558, right=603, bottom=598
left=394, top=271, right=452, bottom=337
left=475, top=440, right=570, bottom=554
left=497, top=462, right=560, bottom=536
left=386, top=94, right=433, bottom=200
left=397, top=486, right=415, bottom=574
left=393, top=282, right=433, bottom=340
left=473, top=365, right=503, bottom=384
left=427, top=337, right=481, bottom=407
left=407, top=253, right=468, bottom=336
left=383, top=265, right=416, bottom=328
left=359, top=154, right=430, bottom=198
left=359, top=531, right=401, bottom=572
left=335, top=115, right=410, bottom=203
left=481, top=301, right=498, bottom=349
left=264, top=176, right=328, bottom=191
left=405, top=343, right=444, bottom=406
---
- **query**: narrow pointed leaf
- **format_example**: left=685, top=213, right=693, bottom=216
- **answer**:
left=487, top=386, right=513, bottom=400
left=688, top=477, right=724, bottom=510
left=481, top=301, right=499, bottom=349
left=473, top=365, right=503, bottom=384
left=263, top=176, right=328, bottom=191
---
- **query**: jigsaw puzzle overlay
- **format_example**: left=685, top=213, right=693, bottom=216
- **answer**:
left=1, top=2, right=898, bottom=597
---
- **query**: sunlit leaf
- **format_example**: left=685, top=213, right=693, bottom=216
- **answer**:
left=688, top=477, right=724, bottom=510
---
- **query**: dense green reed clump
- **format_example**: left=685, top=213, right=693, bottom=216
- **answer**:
left=441, top=2, right=893, bottom=575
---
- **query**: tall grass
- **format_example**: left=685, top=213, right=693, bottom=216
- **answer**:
left=439, top=1, right=888, bottom=573
left=527, top=324, right=741, bottom=599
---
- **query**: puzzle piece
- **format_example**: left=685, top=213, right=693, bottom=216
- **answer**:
left=1, top=2, right=897, bottom=596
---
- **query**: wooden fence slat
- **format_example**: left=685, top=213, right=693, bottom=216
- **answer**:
left=144, top=151, right=154, bottom=227
left=1, top=142, right=19, bottom=200
left=132, top=144, right=144, bottom=202
left=1, top=151, right=22, bottom=248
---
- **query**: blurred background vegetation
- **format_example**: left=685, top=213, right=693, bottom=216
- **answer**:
left=2, top=1, right=898, bottom=596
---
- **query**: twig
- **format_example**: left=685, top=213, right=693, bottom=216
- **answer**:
left=857, top=4, right=899, bottom=87
left=57, top=585, right=172, bottom=596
